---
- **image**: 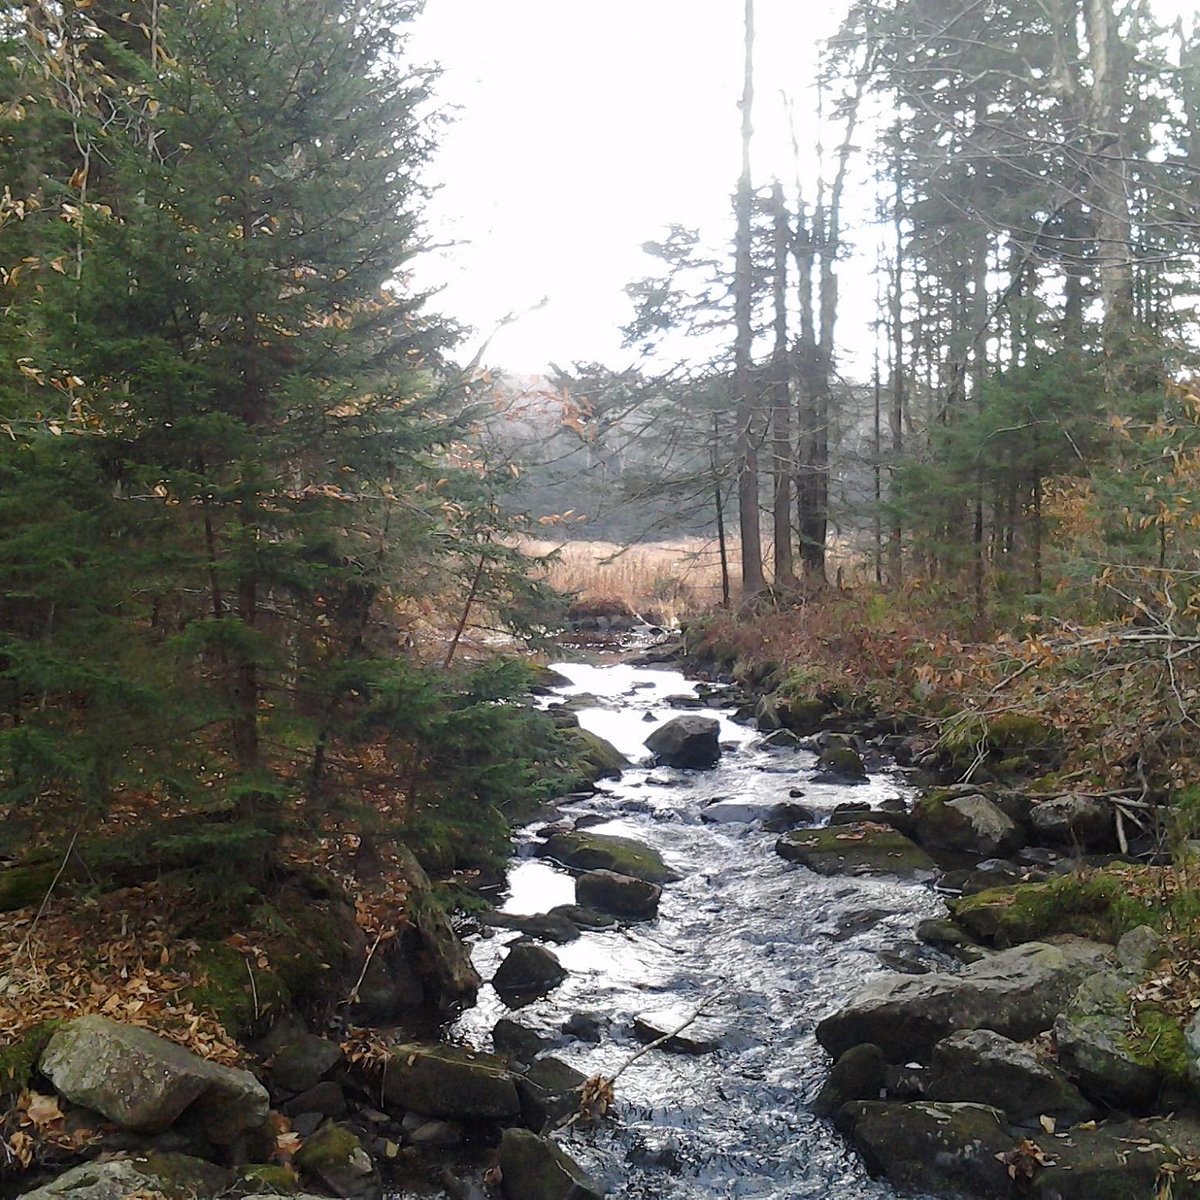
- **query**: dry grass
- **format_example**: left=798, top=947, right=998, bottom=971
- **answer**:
left=520, top=538, right=730, bottom=624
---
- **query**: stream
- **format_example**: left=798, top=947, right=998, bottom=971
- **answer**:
left=452, top=658, right=950, bottom=1199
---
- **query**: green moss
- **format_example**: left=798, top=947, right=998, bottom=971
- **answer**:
left=0, top=1021, right=60, bottom=1097
left=181, top=940, right=290, bottom=1039
left=1127, top=1006, right=1190, bottom=1087
left=776, top=824, right=936, bottom=877
left=0, top=864, right=57, bottom=913
left=540, top=831, right=679, bottom=883
left=951, top=872, right=1157, bottom=947
left=238, top=1164, right=298, bottom=1194
left=939, top=710, right=1060, bottom=773
left=294, top=1123, right=363, bottom=1174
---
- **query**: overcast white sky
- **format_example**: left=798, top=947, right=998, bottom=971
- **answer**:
left=409, top=0, right=1196, bottom=378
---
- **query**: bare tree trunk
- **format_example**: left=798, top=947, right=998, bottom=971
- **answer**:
left=888, top=148, right=905, bottom=586
left=769, top=181, right=794, bottom=588
left=1083, top=0, right=1135, bottom=386
left=734, top=0, right=764, bottom=598
left=712, top=418, right=731, bottom=609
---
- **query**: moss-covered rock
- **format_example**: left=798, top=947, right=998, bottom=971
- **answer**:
left=776, top=823, right=936, bottom=878
left=911, top=790, right=1024, bottom=858
left=181, top=941, right=291, bottom=1040
left=815, top=745, right=868, bottom=781
left=16, top=1154, right=230, bottom=1200
left=937, top=710, right=1061, bottom=775
left=563, top=727, right=628, bottom=785
left=382, top=1043, right=519, bottom=1119
left=949, top=873, right=1155, bottom=948
left=0, top=863, right=57, bottom=913
left=0, top=1020, right=59, bottom=1098
left=294, top=1123, right=376, bottom=1199
left=237, top=1165, right=298, bottom=1195
left=540, top=831, right=680, bottom=884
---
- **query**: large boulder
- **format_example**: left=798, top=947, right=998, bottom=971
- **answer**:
left=928, top=1029, right=1095, bottom=1126
left=575, top=869, right=661, bottom=920
left=776, top=823, right=936, bottom=878
left=912, top=791, right=1024, bottom=858
left=816, top=939, right=1110, bottom=1060
left=836, top=1101, right=1013, bottom=1197
left=812, top=1043, right=886, bottom=1116
left=499, top=1128, right=606, bottom=1200
left=15, top=1155, right=229, bottom=1200
left=564, top=728, right=629, bottom=784
left=1029, top=794, right=1115, bottom=849
left=540, top=831, right=679, bottom=884
left=493, top=943, right=568, bottom=1001
left=516, top=1057, right=588, bottom=1131
left=1054, top=968, right=1162, bottom=1110
left=815, top=744, right=868, bottom=781
left=269, top=1034, right=343, bottom=1094
left=644, top=715, right=721, bottom=769
left=39, top=1016, right=268, bottom=1143
left=382, top=1043, right=520, bottom=1119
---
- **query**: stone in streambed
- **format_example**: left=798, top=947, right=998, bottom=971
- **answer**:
left=516, top=1056, right=588, bottom=1131
left=540, top=831, right=680, bottom=883
left=479, top=909, right=580, bottom=944
left=39, top=1015, right=268, bottom=1143
left=928, top=1029, right=1096, bottom=1126
left=269, top=1033, right=343, bottom=1093
left=493, top=1018, right=557, bottom=1065
left=15, top=1155, right=229, bottom=1200
left=761, top=801, right=817, bottom=832
left=815, top=743, right=867, bottom=781
left=575, top=870, right=661, bottom=919
left=816, top=938, right=1110, bottom=1060
left=632, top=1010, right=725, bottom=1054
left=293, top=1122, right=377, bottom=1200
left=836, top=1100, right=1013, bottom=1198
left=383, top=1043, right=519, bottom=1119
left=547, top=902, right=616, bottom=929
left=644, top=715, right=721, bottom=769
left=563, top=728, right=629, bottom=784
left=493, top=943, right=568, bottom=1001
left=499, top=1127, right=606, bottom=1200
left=812, top=1043, right=886, bottom=1116
left=775, top=823, right=936, bottom=878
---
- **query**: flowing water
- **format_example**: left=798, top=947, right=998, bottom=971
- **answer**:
left=452, top=659, right=949, bottom=1199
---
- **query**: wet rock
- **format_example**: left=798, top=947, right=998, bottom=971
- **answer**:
left=815, top=744, right=867, bottom=781
left=836, top=1100, right=1013, bottom=1197
left=493, top=943, right=568, bottom=1001
left=563, top=728, right=629, bottom=784
left=39, top=1015, right=269, bottom=1143
left=406, top=1118, right=464, bottom=1149
left=562, top=1012, right=605, bottom=1043
left=350, top=951, right=425, bottom=1020
left=1054, top=968, right=1161, bottom=1110
left=499, top=1127, right=606, bottom=1200
left=915, top=918, right=986, bottom=964
left=830, top=908, right=890, bottom=941
left=1029, top=794, right=1115, bottom=849
left=913, top=791, right=1025, bottom=858
left=761, top=801, right=817, bottom=832
left=493, top=1018, right=556, bottom=1065
left=382, top=1043, right=520, bottom=1119
left=15, top=1154, right=229, bottom=1200
left=269, top=1033, right=343, bottom=1094
left=575, top=869, right=661, bottom=919
left=883, top=1063, right=930, bottom=1099
left=700, top=800, right=772, bottom=824
left=776, top=823, right=936, bottom=878
left=816, top=938, right=1110, bottom=1060
left=760, top=729, right=802, bottom=750
left=876, top=945, right=931, bottom=975
left=644, top=715, right=721, bottom=769
left=1025, top=1113, right=1200, bottom=1200
left=632, top=1011, right=725, bottom=1054
left=958, top=859, right=1031, bottom=896
left=517, top=1056, right=588, bottom=1131
left=479, top=910, right=580, bottom=944
left=540, top=831, right=680, bottom=883
left=665, top=693, right=706, bottom=709
left=528, top=665, right=574, bottom=691
left=547, top=902, right=617, bottom=930
left=812, top=1043, right=886, bottom=1116
left=282, top=1080, right=347, bottom=1120
left=294, top=1122, right=378, bottom=1200
left=928, top=1029, right=1096, bottom=1126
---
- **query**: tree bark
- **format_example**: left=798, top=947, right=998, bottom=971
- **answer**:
left=769, top=181, right=794, bottom=588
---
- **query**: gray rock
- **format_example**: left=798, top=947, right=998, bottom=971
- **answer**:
left=1029, top=794, right=1115, bottom=849
left=270, top=1034, right=343, bottom=1094
left=836, top=1101, right=1013, bottom=1197
left=1116, top=924, right=1165, bottom=972
left=699, top=801, right=771, bottom=824
left=644, top=715, right=721, bottom=769
left=283, top=1080, right=347, bottom=1119
left=761, top=801, right=817, bottom=832
left=383, top=1043, right=520, bottom=1119
left=1054, top=969, right=1161, bottom=1109
left=812, top=1043, right=886, bottom=1116
left=547, top=903, right=617, bottom=930
left=479, top=909, right=580, bottom=944
left=16, top=1155, right=228, bottom=1200
left=499, top=1128, right=606, bottom=1200
left=928, top=1029, right=1095, bottom=1126
left=493, top=943, right=568, bottom=1001
left=493, top=1018, right=556, bottom=1065
left=815, top=744, right=867, bottom=780
left=516, top=1056, right=588, bottom=1131
left=632, top=1010, right=725, bottom=1054
left=540, top=831, right=680, bottom=883
left=406, top=1118, right=463, bottom=1149
left=914, top=792, right=1025, bottom=858
left=561, top=1012, right=605, bottom=1043
left=816, top=938, right=1110, bottom=1060
left=760, top=729, right=802, bottom=750
left=915, top=918, right=986, bottom=963
left=575, top=869, right=661, bottom=919
left=39, top=1015, right=268, bottom=1143
left=776, top=823, right=937, bottom=878
left=294, top=1122, right=378, bottom=1200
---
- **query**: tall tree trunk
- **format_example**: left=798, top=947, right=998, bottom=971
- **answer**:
left=769, top=181, right=794, bottom=588
left=734, top=0, right=764, bottom=597
left=1083, top=0, right=1135, bottom=386
left=888, top=148, right=905, bottom=586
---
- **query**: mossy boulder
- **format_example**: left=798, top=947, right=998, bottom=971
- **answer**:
left=836, top=1101, right=1013, bottom=1197
left=812, top=1043, right=886, bottom=1117
left=1, top=1021, right=59, bottom=1098
left=16, top=1154, right=229, bottom=1200
left=540, top=831, right=680, bottom=884
left=938, top=710, right=1061, bottom=774
left=181, top=941, right=291, bottom=1041
left=912, top=790, right=1024, bottom=858
left=237, top=1165, right=298, bottom=1194
left=574, top=870, right=661, bottom=920
left=815, top=744, right=867, bottom=781
left=564, top=727, right=629, bottom=785
left=0, top=863, right=57, bottom=913
left=294, top=1123, right=376, bottom=1199
left=382, top=1043, right=519, bottom=1119
left=776, top=823, right=936, bottom=878
left=949, top=873, right=1154, bottom=948
left=644, top=715, right=721, bottom=769
left=493, top=943, right=568, bottom=1001
left=498, top=1128, right=605, bottom=1200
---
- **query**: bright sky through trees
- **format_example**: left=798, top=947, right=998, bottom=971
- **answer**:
left=411, top=0, right=1196, bottom=375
